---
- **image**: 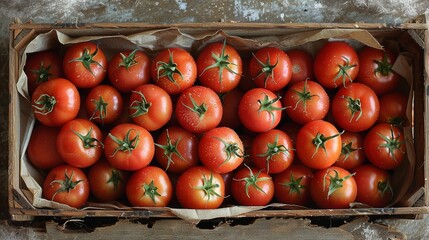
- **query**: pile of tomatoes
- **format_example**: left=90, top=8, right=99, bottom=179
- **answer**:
left=24, top=37, right=409, bottom=210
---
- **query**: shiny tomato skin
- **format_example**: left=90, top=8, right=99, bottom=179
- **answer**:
left=219, top=88, right=244, bottom=129
left=126, top=166, right=173, bottom=207
left=108, top=50, right=151, bottom=93
left=63, top=42, right=107, bottom=88
left=378, top=92, right=408, bottom=127
left=274, top=164, right=313, bottom=206
left=85, top=84, right=124, bottom=125
left=286, top=49, right=314, bottom=84
left=31, top=78, right=80, bottom=127
left=231, top=167, right=274, bottom=206
left=334, top=131, right=365, bottom=170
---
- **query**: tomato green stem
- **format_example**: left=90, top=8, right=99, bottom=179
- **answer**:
left=119, top=49, right=139, bottom=70
left=252, top=52, right=279, bottom=88
left=108, top=129, right=140, bottom=157
left=129, top=91, right=152, bottom=118
left=50, top=170, right=84, bottom=201
left=374, top=53, right=393, bottom=76
left=31, top=63, right=52, bottom=84
left=333, top=56, right=356, bottom=88
left=90, top=95, right=109, bottom=125
left=376, top=126, right=404, bottom=162
left=257, top=133, right=293, bottom=173
left=154, top=129, right=187, bottom=172
left=107, top=170, right=123, bottom=190
left=290, top=79, right=318, bottom=112
left=213, top=137, right=245, bottom=167
left=143, top=180, right=162, bottom=204
left=233, top=165, right=271, bottom=198
left=32, top=94, right=56, bottom=115
left=340, top=141, right=359, bottom=161
left=193, top=172, right=222, bottom=201
left=68, top=46, right=103, bottom=76
left=257, top=93, right=285, bottom=127
left=181, top=95, right=208, bottom=121
left=156, top=49, right=183, bottom=88
left=73, top=127, right=104, bottom=149
left=280, top=174, right=305, bottom=196
left=323, top=169, right=355, bottom=198
left=311, top=131, right=343, bottom=159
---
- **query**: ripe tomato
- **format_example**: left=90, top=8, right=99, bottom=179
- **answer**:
left=286, top=49, right=314, bottom=84
left=314, top=41, right=359, bottom=88
left=231, top=166, right=274, bottom=206
left=85, top=84, right=124, bottom=125
left=63, top=42, right=107, bottom=88
left=104, top=123, right=154, bottom=171
left=249, top=47, right=292, bottom=91
left=27, top=124, right=64, bottom=170
left=238, top=88, right=284, bottom=133
left=176, top=166, right=225, bottom=209
left=151, top=48, right=197, bottom=95
left=354, top=164, right=393, bottom=207
left=283, top=79, right=329, bottom=124
left=31, top=78, right=80, bottom=127
left=175, top=86, right=222, bottom=133
left=197, top=41, right=242, bottom=93
left=250, top=129, right=294, bottom=174
left=43, top=165, right=89, bottom=208
left=218, top=88, right=244, bottom=129
left=378, top=92, right=408, bottom=127
left=331, top=83, right=380, bottom=132
left=199, top=127, right=244, bottom=174
left=155, top=126, right=199, bottom=173
left=310, top=166, right=357, bottom=209
left=296, top=120, right=342, bottom=169
left=363, top=124, right=405, bottom=170
left=126, top=166, right=172, bottom=207
left=24, top=50, right=63, bottom=94
left=88, top=160, right=129, bottom=201
left=356, top=46, right=401, bottom=95
left=274, top=164, right=313, bottom=206
left=334, top=131, right=365, bottom=170
left=108, top=49, right=151, bottom=92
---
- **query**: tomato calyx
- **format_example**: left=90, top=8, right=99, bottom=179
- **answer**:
left=252, top=52, right=279, bottom=88
left=119, top=49, right=139, bottom=70
left=90, top=96, right=108, bottom=124
left=374, top=53, right=393, bottom=76
left=323, top=169, right=355, bottom=198
left=129, top=91, right=152, bottom=117
left=69, top=46, right=103, bottom=76
left=50, top=169, right=84, bottom=200
left=182, top=95, right=208, bottom=120
left=257, top=134, right=292, bottom=173
left=376, top=126, right=404, bottom=162
left=154, top=129, right=186, bottom=171
left=340, top=142, right=359, bottom=161
left=32, top=64, right=52, bottom=84
left=280, top=174, right=305, bottom=196
left=342, top=96, right=362, bottom=122
left=312, top=131, right=343, bottom=158
left=108, top=129, right=140, bottom=156
left=156, top=49, right=183, bottom=87
left=193, top=172, right=222, bottom=201
left=257, top=93, right=285, bottom=126
left=334, top=56, right=356, bottom=88
left=32, top=94, right=56, bottom=115
left=73, top=127, right=104, bottom=149
left=378, top=180, right=393, bottom=199
left=388, top=117, right=406, bottom=127
left=291, top=79, right=318, bottom=112
left=107, top=169, right=123, bottom=190
left=214, top=137, right=245, bottom=167
left=143, top=180, right=162, bottom=204
left=234, top=165, right=271, bottom=198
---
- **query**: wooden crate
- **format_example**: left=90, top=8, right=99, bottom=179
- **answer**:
left=8, top=21, right=429, bottom=221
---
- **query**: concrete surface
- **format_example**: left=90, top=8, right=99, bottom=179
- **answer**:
left=1, top=0, right=429, bottom=239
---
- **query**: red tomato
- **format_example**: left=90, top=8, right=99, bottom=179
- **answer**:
left=176, top=166, right=225, bottom=209
left=104, top=123, right=154, bottom=171
left=108, top=49, right=151, bottom=92
left=24, top=50, right=63, bottom=94
left=128, top=84, right=173, bottom=131
left=197, top=41, right=242, bottom=93
left=310, top=166, right=357, bottom=209
left=218, top=88, right=244, bottom=129
left=151, top=48, right=197, bottom=95
left=354, top=164, right=393, bottom=207
left=356, top=46, right=401, bottom=95
left=155, top=126, right=199, bottom=173
left=86, top=84, right=124, bottom=125
left=175, top=86, right=222, bottom=133
left=249, top=47, right=292, bottom=91
left=231, top=166, right=274, bottom=206
left=199, top=127, right=244, bottom=174
left=314, top=41, right=359, bottom=88
left=274, top=164, right=313, bottom=206
left=88, top=160, right=129, bottom=201
left=283, top=79, right=329, bottom=124
left=57, top=118, right=104, bottom=168
left=334, top=131, right=365, bottom=170
left=378, top=92, right=408, bottom=127
left=126, top=166, right=172, bottom=207
left=63, top=42, right=107, bottom=88
left=296, top=120, right=342, bottom=169
left=27, top=124, right=64, bottom=170
left=31, top=78, right=80, bottom=127
left=43, top=165, right=89, bottom=208
left=250, top=129, right=294, bottom=174
left=286, top=49, right=314, bottom=84
left=363, top=124, right=405, bottom=170
left=238, top=88, right=284, bottom=133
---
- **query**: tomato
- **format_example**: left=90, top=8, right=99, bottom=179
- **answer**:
left=296, top=120, right=342, bottom=169
left=310, top=166, right=357, bottom=209
left=331, top=83, right=379, bottom=132
left=85, top=84, right=124, bottom=125
left=88, top=160, right=128, bottom=201
left=31, top=78, right=80, bottom=127
left=356, top=46, right=401, bottom=95
left=283, top=79, right=329, bottom=125
left=63, top=42, right=107, bottom=88
left=126, top=166, right=172, bottom=207
left=363, top=124, right=405, bottom=170
left=249, top=47, right=292, bottom=91
left=24, top=50, right=63, bottom=94
left=231, top=166, right=274, bottom=206
left=250, top=129, right=294, bottom=174
left=274, top=164, right=313, bottom=206
left=197, top=41, right=242, bottom=93
left=354, top=164, right=393, bottom=207
left=155, top=126, right=199, bottom=173
left=199, top=127, right=244, bottom=174
left=314, top=41, right=359, bottom=88
left=334, top=131, right=365, bottom=170
left=43, top=165, right=89, bottom=208
left=286, top=49, right=314, bottom=84
left=218, top=88, right=244, bottom=129
left=176, top=166, right=225, bottom=209
left=151, top=48, right=197, bottom=95
left=27, top=124, right=64, bottom=170
left=104, top=123, right=154, bottom=171
left=378, top=92, right=408, bottom=127
left=238, top=88, right=284, bottom=133
left=57, top=118, right=103, bottom=168
left=175, top=86, right=222, bottom=133
left=108, top=49, right=151, bottom=93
